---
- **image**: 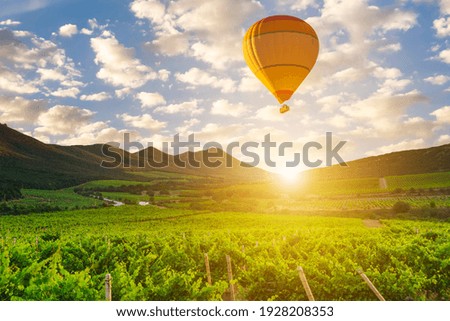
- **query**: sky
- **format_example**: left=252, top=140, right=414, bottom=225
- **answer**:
left=0, top=0, right=449, bottom=174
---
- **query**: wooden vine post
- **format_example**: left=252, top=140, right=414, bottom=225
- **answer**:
left=105, top=273, right=112, bottom=301
left=297, top=266, right=315, bottom=301
left=357, top=270, right=385, bottom=301
left=226, top=255, right=236, bottom=301
left=204, top=253, right=212, bottom=285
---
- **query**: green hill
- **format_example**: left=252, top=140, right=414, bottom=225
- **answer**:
left=306, top=143, right=450, bottom=180
left=0, top=124, right=268, bottom=188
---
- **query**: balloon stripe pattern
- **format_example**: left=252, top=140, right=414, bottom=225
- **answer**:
left=243, top=15, right=319, bottom=105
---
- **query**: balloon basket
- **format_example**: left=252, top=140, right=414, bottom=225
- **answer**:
left=279, top=104, right=290, bottom=114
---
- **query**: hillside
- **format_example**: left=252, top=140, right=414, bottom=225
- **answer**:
left=306, top=143, right=450, bottom=180
left=0, top=124, right=268, bottom=188
left=0, top=124, right=138, bottom=188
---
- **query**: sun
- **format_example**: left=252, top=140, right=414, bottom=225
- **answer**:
left=275, top=167, right=302, bottom=185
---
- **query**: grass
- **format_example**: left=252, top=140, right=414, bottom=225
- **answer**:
left=13, top=189, right=103, bottom=210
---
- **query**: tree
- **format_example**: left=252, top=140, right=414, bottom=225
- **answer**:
left=392, top=201, right=411, bottom=213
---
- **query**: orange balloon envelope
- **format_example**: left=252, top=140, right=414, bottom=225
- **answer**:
left=242, top=15, right=319, bottom=109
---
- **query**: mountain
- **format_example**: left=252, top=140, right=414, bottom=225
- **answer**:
left=306, top=143, right=450, bottom=180
left=0, top=124, right=138, bottom=188
left=2, top=124, right=449, bottom=188
left=0, top=124, right=268, bottom=188
left=131, top=147, right=266, bottom=181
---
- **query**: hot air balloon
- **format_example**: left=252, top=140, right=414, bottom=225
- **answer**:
left=242, top=15, right=319, bottom=113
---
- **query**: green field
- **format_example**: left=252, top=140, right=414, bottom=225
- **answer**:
left=0, top=171, right=449, bottom=301
left=0, top=206, right=448, bottom=300
left=0, top=189, right=104, bottom=214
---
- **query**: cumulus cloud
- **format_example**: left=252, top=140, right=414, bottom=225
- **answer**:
left=58, top=24, right=78, bottom=37
left=433, top=16, right=450, bottom=37
left=50, top=87, right=80, bottom=98
left=211, top=99, right=248, bottom=117
left=195, top=122, right=246, bottom=143
left=0, top=19, right=21, bottom=26
left=80, top=92, right=112, bottom=101
left=366, top=138, right=426, bottom=156
left=377, top=43, right=402, bottom=53
left=136, top=92, right=166, bottom=108
left=440, top=0, right=450, bottom=15
left=438, top=49, right=450, bottom=64
left=175, top=118, right=200, bottom=134
left=253, top=105, right=284, bottom=122
left=431, top=106, right=450, bottom=123
left=118, top=113, right=166, bottom=130
left=90, top=33, right=157, bottom=88
left=175, top=67, right=236, bottom=93
left=36, top=105, right=95, bottom=135
left=0, top=96, right=46, bottom=124
left=130, top=0, right=263, bottom=69
left=0, top=67, right=39, bottom=94
left=0, top=28, right=82, bottom=95
left=437, top=134, right=450, bottom=144
left=280, top=0, right=319, bottom=11
left=154, top=99, right=204, bottom=116
left=56, top=122, right=138, bottom=146
left=424, top=74, right=450, bottom=85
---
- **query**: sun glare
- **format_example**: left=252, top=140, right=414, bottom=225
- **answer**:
left=276, top=167, right=302, bottom=185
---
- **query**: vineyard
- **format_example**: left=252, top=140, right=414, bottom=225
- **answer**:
left=0, top=206, right=448, bottom=301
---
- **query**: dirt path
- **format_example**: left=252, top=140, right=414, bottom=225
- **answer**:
left=363, top=219, right=383, bottom=228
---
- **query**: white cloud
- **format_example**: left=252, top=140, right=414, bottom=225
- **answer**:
left=118, top=113, right=166, bottom=130
left=342, top=90, right=427, bottom=120
left=433, top=16, right=450, bottom=37
left=154, top=99, right=204, bottom=116
left=377, top=43, right=402, bottom=53
left=366, top=138, right=426, bottom=156
left=317, top=93, right=353, bottom=113
left=0, top=28, right=82, bottom=95
left=440, top=0, right=450, bottom=15
left=36, top=105, right=95, bottom=135
left=56, top=122, right=138, bottom=146
left=437, top=134, right=450, bottom=144
left=431, top=106, right=450, bottom=123
left=282, top=0, right=318, bottom=11
left=158, top=69, right=170, bottom=81
left=130, top=0, right=166, bottom=24
left=438, top=49, right=450, bottom=64
left=195, top=122, right=245, bottom=143
left=130, top=0, right=263, bottom=69
left=376, top=78, right=412, bottom=95
left=50, top=87, right=80, bottom=98
left=90, top=34, right=157, bottom=88
left=175, top=67, right=236, bottom=93
left=424, top=74, right=450, bottom=85
left=115, top=88, right=132, bottom=99
left=175, top=118, right=200, bottom=134
left=326, top=114, right=351, bottom=128
left=37, top=68, right=66, bottom=82
left=0, top=67, right=39, bottom=94
left=0, top=19, right=21, bottom=26
left=58, top=24, right=78, bottom=37
left=80, top=92, right=112, bottom=101
left=211, top=99, right=248, bottom=117
left=373, top=67, right=402, bottom=79
left=136, top=92, right=166, bottom=108
left=238, top=67, right=265, bottom=92
left=253, top=105, right=284, bottom=122
left=0, top=96, right=46, bottom=124
left=146, top=33, right=190, bottom=56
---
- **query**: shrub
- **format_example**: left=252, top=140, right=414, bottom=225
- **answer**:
left=392, top=201, right=411, bottom=213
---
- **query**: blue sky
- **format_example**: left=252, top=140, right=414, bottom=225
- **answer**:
left=0, top=0, right=449, bottom=174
